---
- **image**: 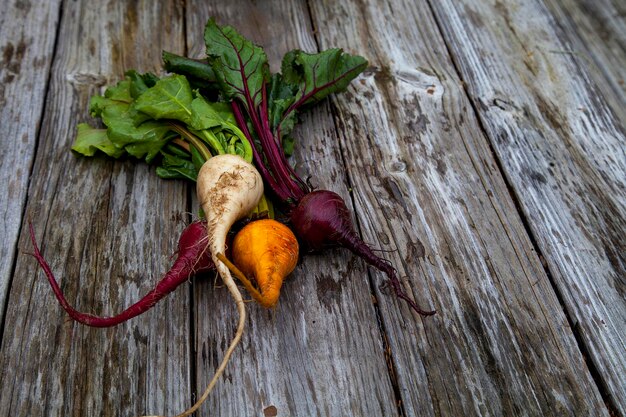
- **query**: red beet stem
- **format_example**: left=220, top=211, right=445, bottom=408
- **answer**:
left=290, top=190, right=435, bottom=316
left=28, top=221, right=213, bottom=328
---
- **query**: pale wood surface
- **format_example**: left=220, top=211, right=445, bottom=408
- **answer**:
left=545, top=0, right=626, bottom=122
left=0, top=0, right=61, bottom=328
left=426, top=1, right=625, bottom=413
left=0, top=0, right=624, bottom=416
left=310, top=0, right=612, bottom=415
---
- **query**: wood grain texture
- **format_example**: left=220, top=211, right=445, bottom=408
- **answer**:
left=0, top=1, right=192, bottom=416
left=0, top=0, right=622, bottom=416
left=426, top=0, right=626, bottom=414
left=544, top=0, right=626, bottom=122
left=308, top=0, right=609, bottom=415
left=0, top=0, right=61, bottom=325
left=185, top=1, right=402, bottom=415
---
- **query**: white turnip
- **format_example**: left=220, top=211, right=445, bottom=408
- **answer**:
left=163, top=153, right=263, bottom=417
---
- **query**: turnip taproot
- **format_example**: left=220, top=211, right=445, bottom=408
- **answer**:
left=161, top=153, right=263, bottom=417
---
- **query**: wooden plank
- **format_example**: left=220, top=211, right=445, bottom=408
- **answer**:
left=426, top=0, right=626, bottom=414
left=184, top=1, right=402, bottom=415
left=543, top=0, right=626, bottom=122
left=308, top=0, right=610, bottom=416
left=0, top=1, right=192, bottom=416
left=0, top=0, right=61, bottom=325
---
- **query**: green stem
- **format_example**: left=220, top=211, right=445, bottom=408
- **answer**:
left=227, top=123, right=253, bottom=163
left=168, top=122, right=212, bottom=162
left=198, top=130, right=226, bottom=156
left=162, top=51, right=216, bottom=83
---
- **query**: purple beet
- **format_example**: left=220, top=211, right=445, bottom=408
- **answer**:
left=290, top=190, right=435, bottom=316
left=29, top=220, right=214, bottom=327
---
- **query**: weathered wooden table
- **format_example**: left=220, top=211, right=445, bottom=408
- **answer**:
left=1, top=0, right=624, bottom=416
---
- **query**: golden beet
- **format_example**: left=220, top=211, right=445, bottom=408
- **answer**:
left=231, top=219, right=299, bottom=308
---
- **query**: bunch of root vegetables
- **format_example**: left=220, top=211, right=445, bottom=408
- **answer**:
left=29, top=18, right=434, bottom=417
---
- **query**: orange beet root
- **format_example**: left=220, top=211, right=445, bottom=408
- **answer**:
left=229, top=219, right=299, bottom=308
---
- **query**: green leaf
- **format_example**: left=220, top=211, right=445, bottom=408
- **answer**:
left=190, top=95, right=235, bottom=130
left=188, top=93, right=253, bottom=161
left=89, top=77, right=150, bottom=125
left=122, top=127, right=174, bottom=162
left=161, top=51, right=221, bottom=97
left=268, top=73, right=297, bottom=136
left=163, top=142, right=191, bottom=157
left=134, top=74, right=194, bottom=124
left=190, top=145, right=205, bottom=173
left=104, top=79, right=133, bottom=103
left=71, top=123, right=124, bottom=158
left=162, top=51, right=216, bottom=83
left=156, top=166, right=196, bottom=181
left=92, top=88, right=174, bottom=162
left=282, top=135, right=295, bottom=156
left=125, top=70, right=159, bottom=98
left=269, top=49, right=366, bottom=142
left=89, top=95, right=111, bottom=118
left=100, top=100, right=150, bottom=127
left=204, top=18, right=270, bottom=111
left=156, top=151, right=198, bottom=181
left=108, top=119, right=172, bottom=160
left=72, top=71, right=228, bottom=182
left=89, top=93, right=129, bottom=118
left=280, top=50, right=301, bottom=85
left=284, top=48, right=367, bottom=108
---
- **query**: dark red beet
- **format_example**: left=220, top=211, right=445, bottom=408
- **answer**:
left=28, top=220, right=214, bottom=327
left=290, top=190, right=435, bottom=316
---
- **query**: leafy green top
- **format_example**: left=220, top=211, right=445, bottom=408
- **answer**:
left=73, top=18, right=367, bottom=196
left=72, top=71, right=252, bottom=182
left=197, top=19, right=367, bottom=206
left=204, top=19, right=270, bottom=112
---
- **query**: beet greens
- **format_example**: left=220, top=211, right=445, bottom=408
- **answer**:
left=174, top=19, right=433, bottom=316
left=71, top=70, right=253, bottom=182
